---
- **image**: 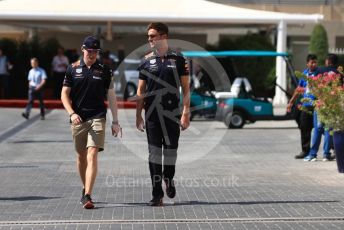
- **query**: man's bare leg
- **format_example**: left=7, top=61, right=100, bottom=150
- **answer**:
left=84, top=147, right=98, bottom=195
left=77, top=150, right=87, bottom=188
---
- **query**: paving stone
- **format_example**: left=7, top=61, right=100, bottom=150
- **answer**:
left=1, top=109, right=344, bottom=229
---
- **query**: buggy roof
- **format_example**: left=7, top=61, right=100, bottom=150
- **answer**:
left=181, top=50, right=289, bottom=58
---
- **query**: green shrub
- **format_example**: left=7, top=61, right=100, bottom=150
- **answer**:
left=309, top=24, right=328, bottom=66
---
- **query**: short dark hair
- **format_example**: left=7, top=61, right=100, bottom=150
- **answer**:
left=327, top=53, right=338, bottom=66
left=147, top=22, right=169, bottom=35
left=306, top=54, right=317, bottom=62
left=31, top=57, right=38, bottom=63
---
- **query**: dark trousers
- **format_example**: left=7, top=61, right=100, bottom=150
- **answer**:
left=25, top=86, right=45, bottom=116
left=146, top=117, right=180, bottom=198
left=53, top=71, right=65, bottom=99
left=299, top=109, right=314, bottom=155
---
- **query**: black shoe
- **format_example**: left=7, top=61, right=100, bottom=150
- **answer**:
left=81, top=194, right=94, bottom=209
left=22, top=113, right=29, bottom=119
left=295, top=152, right=307, bottom=159
left=40, top=116, right=45, bottom=120
left=148, top=197, right=163, bottom=206
left=164, top=179, right=176, bottom=199
left=80, top=188, right=85, bottom=204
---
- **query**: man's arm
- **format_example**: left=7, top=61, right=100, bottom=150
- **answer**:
left=108, top=88, right=122, bottom=137
left=287, top=87, right=303, bottom=112
left=35, top=79, right=46, bottom=91
left=36, top=69, right=47, bottom=91
left=136, top=79, right=146, bottom=131
left=180, top=75, right=190, bottom=130
left=61, top=86, right=82, bottom=125
left=108, top=88, right=119, bottom=122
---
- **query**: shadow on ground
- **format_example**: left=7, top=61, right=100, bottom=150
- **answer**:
left=0, top=196, right=60, bottom=201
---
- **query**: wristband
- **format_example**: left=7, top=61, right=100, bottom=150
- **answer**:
left=69, top=112, right=76, bottom=117
left=112, top=121, right=119, bottom=125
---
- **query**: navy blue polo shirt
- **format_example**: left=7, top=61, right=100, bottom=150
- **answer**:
left=63, top=59, right=113, bottom=121
left=319, top=66, right=338, bottom=74
left=138, top=49, right=189, bottom=119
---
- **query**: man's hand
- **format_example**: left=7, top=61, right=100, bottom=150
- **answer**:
left=70, top=113, right=82, bottom=125
left=136, top=116, right=145, bottom=132
left=71, top=60, right=80, bottom=68
left=180, top=113, right=190, bottom=131
left=296, top=86, right=305, bottom=94
left=112, top=123, right=122, bottom=138
left=35, top=86, right=42, bottom=92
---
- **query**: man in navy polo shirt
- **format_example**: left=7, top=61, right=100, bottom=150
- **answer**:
left=136, top=22, right=190, bottom=206
left=61, top=36, right=122, bottom=209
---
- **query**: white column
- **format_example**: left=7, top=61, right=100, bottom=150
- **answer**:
left=273, top=20, right=288, bottom=106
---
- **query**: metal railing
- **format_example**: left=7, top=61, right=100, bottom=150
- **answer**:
left=329, top=48, right=344, bottom=55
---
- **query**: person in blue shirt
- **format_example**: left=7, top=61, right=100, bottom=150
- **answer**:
left=287, top=54, right=319, bottom=159
left=304, top=54, right=338, bottom=162
left=22, top=58, right=47, bottom=120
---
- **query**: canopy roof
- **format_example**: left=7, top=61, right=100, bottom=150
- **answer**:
left=182, top=50, right=289, bottom=57
left=0, top=0, right=323, bottom=25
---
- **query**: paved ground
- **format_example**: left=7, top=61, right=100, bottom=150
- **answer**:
left=1, top=108, right=344, bottom=229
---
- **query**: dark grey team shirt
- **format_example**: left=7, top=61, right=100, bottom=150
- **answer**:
left=63, top=59, right=113, bottom=121
left=138, top=49, right=189, bottom=117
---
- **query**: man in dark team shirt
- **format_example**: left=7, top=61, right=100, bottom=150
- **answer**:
left=136, top=22, right=190, bottom=206
left=61, top=36, right=122, bottom=209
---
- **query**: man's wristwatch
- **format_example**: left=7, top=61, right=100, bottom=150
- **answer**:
left=112, top=121, right=119, bottom=125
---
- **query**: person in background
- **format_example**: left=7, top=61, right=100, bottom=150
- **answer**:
left=287, top=54, right=319, bottom=160
left=22, top=58, right=47, bottom=120
left=303, top=54, right=339, bottom=162
left=52, top=47, right=69, bottom=99
left=313, top=53, right=339, bottom=161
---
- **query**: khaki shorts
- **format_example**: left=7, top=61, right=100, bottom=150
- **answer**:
left=71, top=118, right=106, bottom=153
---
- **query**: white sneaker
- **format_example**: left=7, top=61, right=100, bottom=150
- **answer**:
left=304, top=155, right=317, bottom=162
left=323, top=157, right=330, bottom=162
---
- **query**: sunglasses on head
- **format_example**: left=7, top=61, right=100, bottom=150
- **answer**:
left=85, top=48, right=99, bottom=53
left=147, top=33, right=166, bottom=39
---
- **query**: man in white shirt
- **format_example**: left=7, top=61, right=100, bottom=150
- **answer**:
left=52, top=47, right=69, bottom=99
left=22, top=58, right=47, bottom=120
